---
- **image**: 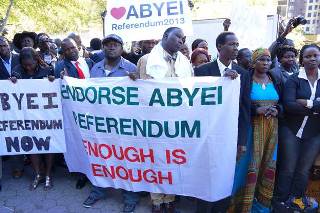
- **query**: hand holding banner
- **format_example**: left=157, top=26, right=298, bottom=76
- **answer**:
left=0, top=79, right=65, bottom=155
left=62, top=76, right=240, bottom=202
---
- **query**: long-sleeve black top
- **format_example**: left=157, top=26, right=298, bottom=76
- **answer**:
left=283, top=69, right=320, bottom=139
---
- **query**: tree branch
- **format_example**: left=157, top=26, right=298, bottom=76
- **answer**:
left=0, top=0, right=14, bottom=34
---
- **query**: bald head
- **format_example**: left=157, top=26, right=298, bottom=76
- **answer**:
left=61, top=38, right=79, bottom=61
left=162, top=27, right=185, bottom=55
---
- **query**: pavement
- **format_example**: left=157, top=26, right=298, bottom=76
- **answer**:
left=0, top=158, right=196, bottom=213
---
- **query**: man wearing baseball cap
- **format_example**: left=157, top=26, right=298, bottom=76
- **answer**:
left=83, top=34, right=139, bottom=213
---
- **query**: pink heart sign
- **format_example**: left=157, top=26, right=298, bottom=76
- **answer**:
left=111, top=7, right=126, bottom=20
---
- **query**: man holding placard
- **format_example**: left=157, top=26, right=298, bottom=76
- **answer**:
left=137, top=26, right=193, bottom=213
left=83, top=34, right=140, bottom=213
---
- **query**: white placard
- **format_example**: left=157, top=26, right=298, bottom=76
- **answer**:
left=105, top=0, right=193, bottom=42
left=62, top=76, right=239, bottom=202
left=0, top=79, right=65, bottom=155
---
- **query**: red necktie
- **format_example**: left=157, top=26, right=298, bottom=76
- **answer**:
left=75, top=61, right=85, bottom=79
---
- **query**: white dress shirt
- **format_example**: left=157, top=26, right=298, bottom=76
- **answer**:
left=296, top=68, right=320, bottom=138
left=71, top=57, right=90, bottom=78
left=0, top=54, right=12, bottom=76
left=217, top=58, right=232, bottom=77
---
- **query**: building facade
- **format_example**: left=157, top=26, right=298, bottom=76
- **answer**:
left=278, top=0, right=320, bottom=34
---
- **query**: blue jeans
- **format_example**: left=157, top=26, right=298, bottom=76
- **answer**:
left=274, top=125, right=320, bottom=201
left=90, top=186, right=140, bottom=204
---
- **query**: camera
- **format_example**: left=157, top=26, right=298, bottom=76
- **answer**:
left=292, top=16, right=307, bottom=28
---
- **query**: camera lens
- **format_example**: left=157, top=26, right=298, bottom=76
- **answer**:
left=297, top=16, right=307, bottom=25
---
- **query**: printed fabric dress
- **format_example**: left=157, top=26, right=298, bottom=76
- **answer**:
left=236, top=81, right=279, bottom=213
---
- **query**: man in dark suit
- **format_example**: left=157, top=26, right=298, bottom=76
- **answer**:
left=54, top=38, right=94, bottom=78
left=194, top=31, right=251, bottom=213
left=54, top=38, right=94, bottom=189
left=0, top=36, right=20, bottom=80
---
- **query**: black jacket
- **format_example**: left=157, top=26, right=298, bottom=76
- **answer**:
left=283, top=72, right=320, bottom=139
left=0, top=53, right=20, bottom=80
left=194, top=60, right=251, bottom=146
left=270, top=64, right=299, bottom=85
left=12, top=65, right=54, bottom=79
left=54, top=58, right=94, bottom=78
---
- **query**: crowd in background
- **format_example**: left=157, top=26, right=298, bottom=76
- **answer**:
left=0, top=17, right=320, bottom=213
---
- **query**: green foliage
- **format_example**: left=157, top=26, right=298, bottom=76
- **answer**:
left=0, top=0, right=106, bottom=37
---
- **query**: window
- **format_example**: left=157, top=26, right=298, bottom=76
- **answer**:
left=309, top=0, right=313, bottom=2
left=308, top=13, right=312, bottom=17
left=309, top=5, right=313, bottom=10
left=314, top=12, right=317, bottom=17
left=315, top=5, right=318, bottom=9
left=306, top=27, right=310, bottom=31
left=307, top=20, right=311, bottom=24
left=313, top=20, right=316, bottom=24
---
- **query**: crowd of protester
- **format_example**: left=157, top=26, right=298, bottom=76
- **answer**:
left=0, top=17, right=320, bottom=213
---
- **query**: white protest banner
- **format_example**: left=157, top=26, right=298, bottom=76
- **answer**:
left=105, top=0, right=193, bottom=42
left=62, top=76, right=239, bottom=202
left=0, top=79, right=66, bottom=156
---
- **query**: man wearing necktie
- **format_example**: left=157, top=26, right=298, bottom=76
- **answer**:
left=54, top=38, right=95, bottom=190
left=54, top=38, right=94, bottom=79
left=0, top=36, right=22, bottom=183
left=0, top=36, right=20, bottom=80
left=194, top=31, right=251, bottom=213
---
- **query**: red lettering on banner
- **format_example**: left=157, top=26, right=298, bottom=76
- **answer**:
left=83, top=141, right=155, bottom=163
left=102, top=165, right=116, bottom=178
left=92, top=163, right=104, bottom=176
left=165, top=149, right=187, bottom=165
left=143, top=169, right=158, bottom=184
left=116, top=166, right=129, bottom=180
left=91, top=164, right=173, bottom=185
left=172, top=149, right=186, bottom=164
left=140, top=148, right=154, bottom=163
left=165, top=150, right=171, bottom=164
left=124, top=146, right=140, bottom=162
left=113, top=145, right=125, bottom=160
left=83, top=140, right=88, bottom=154
left=129, top=169, right=143, bottom=182
left=158, top=171, right=173, bottom=184
left=99, top=144, right=112, bottom=159
left=87, top=140, right=99, bottom=156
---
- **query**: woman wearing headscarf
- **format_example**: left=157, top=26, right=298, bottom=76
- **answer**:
left=11, top=47, right=55, bottom=190
left=191, top=38, right=208, bottom=51
left=190, top=48, right=210, bottom=68
left=234, top=48, right=282, bottom=212
left=273, top=44, right=320, bottom=212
